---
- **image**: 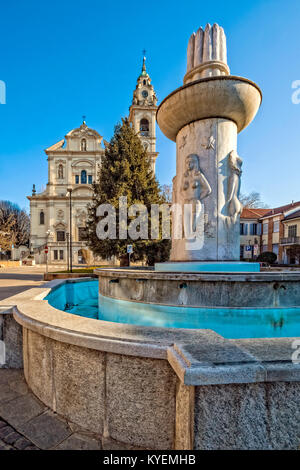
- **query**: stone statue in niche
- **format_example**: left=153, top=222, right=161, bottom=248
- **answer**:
left=58, top=164, right=64, bottom=179
left=181, top=154, right=211, bottom=238
left=227, top=150, right=243, bottom=222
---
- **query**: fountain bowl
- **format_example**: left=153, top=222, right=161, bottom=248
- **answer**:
left=157, top=75, right=262, bottom=141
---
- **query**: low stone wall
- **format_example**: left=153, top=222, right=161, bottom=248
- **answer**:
left=2, top=280, right=300, bottom=450
left=0, top=261, right=21, bottom=269
left=96, top=268, right=300, bottom=308
left=194, top=382, right=300, bottom=450
left=0, top=308, right=23, bottom=368
left=23, top=328, right=177, bottom=450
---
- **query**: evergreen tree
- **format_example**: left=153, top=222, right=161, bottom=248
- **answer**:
left=86, top=118, right=171, bottom=265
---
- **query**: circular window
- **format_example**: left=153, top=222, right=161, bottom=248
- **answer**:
left=142, top=90, right=148, bottom=98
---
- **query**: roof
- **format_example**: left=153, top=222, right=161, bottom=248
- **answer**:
left=241, top=207, right=270, bottom=219
left=45, top=139, right=65, bottom=151
left=283, top=209, right=300, bottom=221
left=261, top=201, right=300, bottom=218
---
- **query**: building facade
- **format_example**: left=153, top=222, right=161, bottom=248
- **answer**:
left=28, top=58, right=158, bottom=265
left=240, top=202, right=300, bottom=264
left=240, top=208, right=269, bottom=260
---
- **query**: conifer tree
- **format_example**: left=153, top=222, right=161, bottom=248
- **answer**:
left=86, top=118, right=171, bottom=265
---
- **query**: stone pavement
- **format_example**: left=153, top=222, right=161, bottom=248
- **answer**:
left=0, top=369, right=102, bottom=450
left=0, top=266, right=46, bottom=301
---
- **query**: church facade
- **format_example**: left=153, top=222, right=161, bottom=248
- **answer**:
left=28, top=58, right=158, bottom=265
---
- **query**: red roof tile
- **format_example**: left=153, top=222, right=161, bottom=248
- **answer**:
left=261, top=201, right=300, bottom=218
left=241, top=208, right=270, bottom=219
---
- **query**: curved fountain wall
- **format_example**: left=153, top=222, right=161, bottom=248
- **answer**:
left=3, top=278, right=298, bottom=450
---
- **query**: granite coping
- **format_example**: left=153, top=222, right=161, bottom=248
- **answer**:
left=95, top=267, right=300, bottom=282
left=0, top=279, right=299, bottom=386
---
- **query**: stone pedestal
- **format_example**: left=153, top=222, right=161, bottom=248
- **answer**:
left=172, top=118, right=239, bottom=261
left=157, top=24, right=262, bottom=264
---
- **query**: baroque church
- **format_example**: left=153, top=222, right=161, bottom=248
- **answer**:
left=28, top=57, right=158, bottom=265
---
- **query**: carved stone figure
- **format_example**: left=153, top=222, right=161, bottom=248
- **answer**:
left=57, top=210, right=64, bottom=221
left=58, top=164, right=64, bottom=179
left=181, top=154, right=211, bottom=237
left=227, top=150, right=243, bottom=222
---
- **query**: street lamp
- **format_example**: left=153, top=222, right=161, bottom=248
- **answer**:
left=66, top=232, right=70, bottom=272
left=67, top=188, right=73, bottom=273
left=45, top=229, right=52, bottom=276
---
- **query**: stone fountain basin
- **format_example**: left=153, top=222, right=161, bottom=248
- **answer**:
left=156, top=75, right=262, bottom=141
left=1, top=278, right=299, bottom=450
left=96, top=268, right=300, bottom=308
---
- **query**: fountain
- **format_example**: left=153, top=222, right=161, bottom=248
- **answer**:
left=156, top=23, right=262, bottom=268
left=95, top=24, right=300, bottom=322
left=9, top=24, right=300, bottom=450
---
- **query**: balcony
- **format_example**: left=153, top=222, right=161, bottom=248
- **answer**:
left=280, top=237, right=300, bottom=246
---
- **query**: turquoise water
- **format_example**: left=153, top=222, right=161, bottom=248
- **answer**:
left=155, top=261, right=260, bottom=273
left=45, top=279, right=300, bottom=339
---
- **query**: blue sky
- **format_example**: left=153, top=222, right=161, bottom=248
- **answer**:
left=0, top=0, right=300, bottom=211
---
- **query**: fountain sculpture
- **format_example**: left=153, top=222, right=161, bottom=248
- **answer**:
left=156, top=23, right=262, bottom=268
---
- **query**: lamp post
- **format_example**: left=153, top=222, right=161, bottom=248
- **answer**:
left=45, top=230, right=52, bottom=276
left=66, top=232, right=70, bottom=272
left=67, top=188, right=73, bottom=273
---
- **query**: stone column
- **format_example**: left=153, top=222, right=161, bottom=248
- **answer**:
left=157, top=24, right=262, bottom=262
left=172, top=118, right=239, bottom=261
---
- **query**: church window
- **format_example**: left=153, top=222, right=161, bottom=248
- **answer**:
left=40, top=211, right=45, bottom=225
left=88, top=175, right=93, bottom=184
left=143, top=80, right=146, bottom=85
left=75, top=175, right=79, bottom=184
left=81, top=170, right=87, bottom=184
left=56, top=231, right=65, bottom=242
left=81, top=139, right=87, bottom=151
left=140, top=119, right=149, bottom=136
left=58, top=164, right=64, bottom=179
left=78, top=227, right=87, bottom=241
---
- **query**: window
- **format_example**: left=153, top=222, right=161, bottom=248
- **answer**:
left=81, top=138, right=87, bottom=151
left=88, top=175, right=93, bottom=184
left=140, top=119, right=149, bottom=136
left=240, top=245, right=244, bottom=259
left=250, top=223, right=258, bottom=235
left=58, top=164, right=64, bottom=179
left=143, top=79, right=146, bottom=85
left=263, top=223, right=268, bottom=234
left=272, top=244, right=279, bottom=256
left=288, top=225, right=297, bottom=238
left=240, top=223, right=248, bottom=235
left=39, top=211, right=45, bottom=225
left=81, top=170, right=87, bottom=184
left=54, top=250, right=63, bottom=260
left=78, top=249, right=85, bottom=264
left=56, top=231, right=65, bottom=242
left=75, top=175, right=79, bottom=184
left=273, top=220, right=280, bottom=233
left=262, top=244, right=268, bottom=252
left=78, top=227, right=87, bottom=241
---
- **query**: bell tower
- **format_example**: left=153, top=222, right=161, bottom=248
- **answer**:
left=129, top=54, right=158, bottom=173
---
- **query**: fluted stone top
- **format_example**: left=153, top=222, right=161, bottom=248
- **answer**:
left=184, top=23, right=230, bottom=84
